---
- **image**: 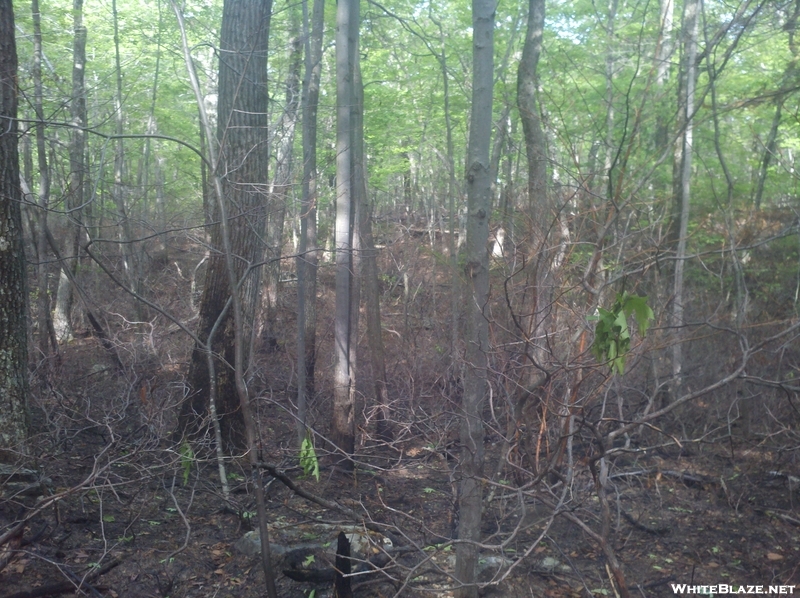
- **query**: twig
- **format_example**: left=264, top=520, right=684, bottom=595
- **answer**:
left=620, top=510, right=670, bottom=536
left=258, top=461, right=405, bottom=547
left=0, top=557, right=121, bottom=598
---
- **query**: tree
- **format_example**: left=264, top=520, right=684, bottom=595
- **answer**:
left=259, top=13, right=302, bottom=363
left=0, top=0, right=28, bottom=457
left=31, top=0, right=56, bottom=358
left=180, top=0, right=271, bottom=452
left=52, top=0, right=87, bottom=343
left=332, top=0, right=359, bottom=468
left=454, top=0, right=494, bottom=595
left=111, top=0, right=142, bottom=319
left=671, top=0, right=699, bottom=400
left=296, top=0, right=325, bottom=445
left=517, top=0, right=549, bottom=394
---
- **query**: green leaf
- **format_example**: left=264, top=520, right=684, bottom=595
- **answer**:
left=590, top=292, right=654, bottom=376
left=299, top=433, right=320, bottom=482
left=614, top=309, right=629, bottom=336
left=625, top=294, right=655, bottom=336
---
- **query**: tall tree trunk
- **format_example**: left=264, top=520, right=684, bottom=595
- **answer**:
left=429, top=13, right=460, bottom=363
left=142, top=1, right=163, bottom=236
left=654, top=0, right=674, bottom=152
left=259, top=22, right=302, bottom=365
left=111, top=0, right=141, bottom=320
left=180, top=0, right=271, bottom=452
left=0, top=0, right=29, bottom=457
left=455, top=0, right=494, bottom=595
left=348, top=0, right=362, bottom=452
left=31, top=0, right=56, bottom=358
left=671, top=0, right=699, bottom=400
left=170, top=3, right=277, bottom=594
left=516, top=0, right=549, bottom=391
left=332, top=0, right=357, bottom=468
left=296, top=0, right=324, bottom=445
left=53, top=0, right=86, bottom=343
left=350, top=21, right=390, bottom=441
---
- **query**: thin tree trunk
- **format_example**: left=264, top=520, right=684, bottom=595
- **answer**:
left=332, top=0, right=357, bottom=468
left=429, top=13, right=460, bottom=364
left=111, top=0, right=141, bottom=320
left=654, top=0, right=674, bottom=152
left=516, top=0, right=550, bottom=392
left=31, top=0, right=56, bottom=358
left=671, top=0, right=699, bottom=400
left=259, top=22, right=302, bottom=365
left=296, top=0, right=324, bottom=445
left=142, top=0, right=163, bottom=236
left=348, top=0, right=362, bottom=451
left=455, top=0, right=494, bottom=595
left=351, top=23, right=390, bottom=441
left=53, top=0, right=86, bottom=344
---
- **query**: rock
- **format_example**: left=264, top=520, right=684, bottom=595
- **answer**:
left=233, top=522, right=391, bottom=560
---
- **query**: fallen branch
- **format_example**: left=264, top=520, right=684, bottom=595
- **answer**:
left=0, top=557, right=121, bottom=598
left=753, top=507, right=800, bottom=527
left=620, top=510, right=670, bottom=536
left=258, top=461, right=405, bottom=548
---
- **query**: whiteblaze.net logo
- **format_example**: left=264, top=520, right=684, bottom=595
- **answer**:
left=671, top=585, right=796, bottom=595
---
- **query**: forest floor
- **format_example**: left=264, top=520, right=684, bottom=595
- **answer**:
left=2, top=232, right=799, bottom=597
left=2, top=372, right=798, bottom=598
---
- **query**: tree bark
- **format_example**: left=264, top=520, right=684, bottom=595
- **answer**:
left=0, top=0, right=29, bottom=457
left=432, top=18, right=460, bottom=363
left=141, top=2, right=164, bottom=237
left=350, top=24, right=390, bottom=442
left=332, top=0, right=358, bottom=468
left=671, top=0, right=699, bottom=400
left=654, top=0, right=674, bottom=152
left=348, top=0, right=362, bottom=454
left=31, top=0, right=56, bottom=358
left=111, top=0, right=141, bottom=319
left=296, top=0, right=324, bottom=445
left=455, top=0, right=494, bottom=595
left=180, top=0, right=271, bottom=452
left=516, top=0, right=550, bottom=391
left=259, top=21, right=302, bottom=364
left=53, top=0, right=87, bottom=344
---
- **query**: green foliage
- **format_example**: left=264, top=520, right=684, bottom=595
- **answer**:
left=590, top=292, right=654, bottom=376
left=179, top=441, right=194, bottom=486
left=299, top=432, right=320, bottom=482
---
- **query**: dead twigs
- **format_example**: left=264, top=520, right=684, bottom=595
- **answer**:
left=0, top=557, right=121, bottom=598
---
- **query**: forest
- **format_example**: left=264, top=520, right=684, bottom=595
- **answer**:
left=0, top=0, right=799, bottom=596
